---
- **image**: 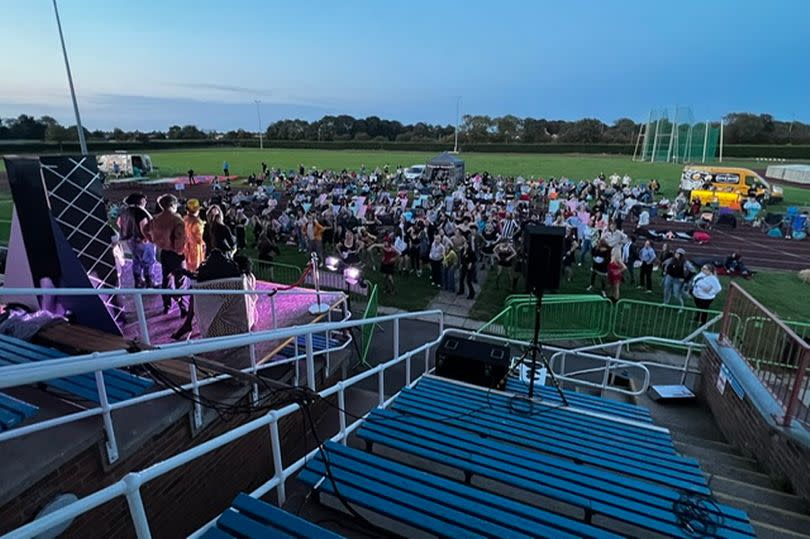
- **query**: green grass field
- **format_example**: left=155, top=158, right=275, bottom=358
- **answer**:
left=2, top=148, right=809, bottom=321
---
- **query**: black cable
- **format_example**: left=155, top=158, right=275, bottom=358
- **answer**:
left=299, top=399, right=398, bottom=539
left=672, top=492, right=724, bottom=537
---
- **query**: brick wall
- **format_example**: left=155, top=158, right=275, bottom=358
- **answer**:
left=0, top=372, right=337, bottom=538
left=699, top=345, right=810, bottom=502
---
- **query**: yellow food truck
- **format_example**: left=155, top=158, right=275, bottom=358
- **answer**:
left=680, top=166, right=784, bottom=203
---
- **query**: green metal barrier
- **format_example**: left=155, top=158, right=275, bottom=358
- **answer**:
left=500, top=294, right=613, bottom=342
left=250, top=259, right=303, bottom=286
left=360, top=284, right=380, bottom=366
left=611, top=299, right=723, bottom=343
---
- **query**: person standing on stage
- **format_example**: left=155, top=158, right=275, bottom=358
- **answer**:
left=223, top=160, right=230, bottom=177
left=183, top=199, right=205, bottom=272
left=150, top=194, right=187, bottom=315
left=187, top=168, right=196, bottom=185
left=117, top=193, right=154, bottom=288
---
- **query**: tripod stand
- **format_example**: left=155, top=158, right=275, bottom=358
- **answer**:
left=515, top=286, right=569, bottom=406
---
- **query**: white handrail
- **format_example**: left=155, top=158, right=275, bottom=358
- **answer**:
left=0, top=309, right=444, bottom=388
left=4, top=320, right=691, bottom=539
left=3, top=311, right=447, bottom=539
left=0, top=285, right=348, bottom=347
left=0, top=335, right=353, bottom=445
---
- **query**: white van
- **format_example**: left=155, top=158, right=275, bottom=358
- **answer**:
left=97, top=153, right=153, bottom=178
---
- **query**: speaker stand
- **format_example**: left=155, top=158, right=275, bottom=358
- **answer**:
left=517, top=287, right=569, bottom=406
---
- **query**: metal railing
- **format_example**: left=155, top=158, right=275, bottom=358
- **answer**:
left=498, top=294, right=613, bottom=342
left=479, top=295, right=725, bottom=346
left=250, top=259, right=303, bottom=286
left=1, top=308, right=447, bottom=539
left=0, top=286, right=349, bottom=464
left=612, top=299, right=725, bottom=344
left=720, top=281, right=810, bottom=427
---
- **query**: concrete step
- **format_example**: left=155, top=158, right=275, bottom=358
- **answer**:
left=749, top=518, right=810, bottom=539
left=669, top=430, right=739, bottom=455
left=674, top=440, right=760, bottom=473
left=700, top=460, right=777, bottom=490
left=715, top=492, right=810, bottom=537
left=711, top=475, right=809, bottom=515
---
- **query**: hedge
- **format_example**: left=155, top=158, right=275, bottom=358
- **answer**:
left=721, top=145, right=810, bottom=159
left=2, top=139, right=808, bottom=158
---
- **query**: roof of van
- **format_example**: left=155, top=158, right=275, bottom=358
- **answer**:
left=681, top=165, right=757, bottom=174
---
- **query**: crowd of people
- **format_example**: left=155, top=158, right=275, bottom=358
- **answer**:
left=111, top=164, right=731, bottom=332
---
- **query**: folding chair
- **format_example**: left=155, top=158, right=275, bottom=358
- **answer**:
left=762, top=212, right=784, bottom=236
left=789, top=213, right=808, bottom=240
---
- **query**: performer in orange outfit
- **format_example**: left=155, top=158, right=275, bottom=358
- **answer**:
left=183, top=199, right=205, bottom=272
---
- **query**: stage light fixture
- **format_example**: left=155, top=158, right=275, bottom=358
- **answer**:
left=325, top=256, right=341, bottom=271
left=344, top=266, right=361, bottom=286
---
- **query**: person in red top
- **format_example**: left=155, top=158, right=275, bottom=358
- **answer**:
left=371, top=236, right=399, bottom=294
left=607, top=251, right=627, bottom=302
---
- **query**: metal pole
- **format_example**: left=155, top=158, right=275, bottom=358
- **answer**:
left=95, top=371, right=119, bottom=463
left=52, top=0, right=87, bottom=155
left=719, top=121, right=724, bottom=163
left=133, top=294, right=151, bottom=345
left=702, top=121, right=710, bottom=163
left=783, top=348, right=809, bottom=426
left=255, top=100, right=263, bottom=150
left=305, top=333, right=315, bottom=390
left=268, top=416, right=286, bottom=505
left=453, top=96, right=460, bottom=153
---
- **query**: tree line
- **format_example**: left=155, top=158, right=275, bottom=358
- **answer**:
left=1, top=112, right=809, bottom=145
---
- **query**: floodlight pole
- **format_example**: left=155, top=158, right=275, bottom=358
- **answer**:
left=255, top=100, right=264, bottom=150
left=453, top=96, right=461, bottom=153
left=52, top=0, right=87, bottom=155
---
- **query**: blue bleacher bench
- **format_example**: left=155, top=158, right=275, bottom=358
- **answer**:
left=397, top=376, right=707, bottom=492
left=504, top=376, right=654, bottom=423
left=201, top=492, right=342, bottom=539
left=0, top=391, right=39, bottom=431
left=0, top=334, right=153, bottom=404
left=355, top=377, right=756, bottom=538
left=273, top=333, right=348, bottom=361
left=299, top=440, right=624, bottom=539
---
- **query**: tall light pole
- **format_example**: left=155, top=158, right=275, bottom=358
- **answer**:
left=52, top=0, right=87, bottom=155
left=255, top=100, right=264, bottom=150
left=453, top=96, right=461, bottom=153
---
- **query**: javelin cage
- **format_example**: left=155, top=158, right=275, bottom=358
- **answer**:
left=633, top=107, right=723, bottom=163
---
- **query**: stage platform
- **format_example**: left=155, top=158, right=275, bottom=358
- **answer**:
left=114, top=279, right=342, bottom=369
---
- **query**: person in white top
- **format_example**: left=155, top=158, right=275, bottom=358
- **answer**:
left=428, top=234, right=447, bottom=289
left=691, top=264, right=722, bottom=324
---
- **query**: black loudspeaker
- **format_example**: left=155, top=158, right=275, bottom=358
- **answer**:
left=523, top=224, right=565, bottom=292
left=434, top=336, right=510, bottom=389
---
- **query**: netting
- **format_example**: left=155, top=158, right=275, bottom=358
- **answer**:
left=637, top=107, right=720, bottom=163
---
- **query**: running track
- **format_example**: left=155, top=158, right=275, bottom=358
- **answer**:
left=623, top=218, right=810, bottom=271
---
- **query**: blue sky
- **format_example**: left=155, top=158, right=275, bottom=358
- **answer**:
left=1, top=0, right=808, bottom=130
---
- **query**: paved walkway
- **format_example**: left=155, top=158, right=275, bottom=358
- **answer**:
left=378, top=267, right=492, bottom=331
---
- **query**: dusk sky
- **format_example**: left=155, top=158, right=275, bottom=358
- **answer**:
left=1, top=0, right=809, bottom=131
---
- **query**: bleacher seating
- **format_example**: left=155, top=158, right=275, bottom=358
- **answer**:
left=504, top=376, right=654, bottom=423
left=401, top=376, right=699, bottom=489
left=299, top=441, right=624, bottom=539
left=348, top=376, right=755, bottom=538
left=0, top=392, right=38, bottom=431
left=201, top=492, right=341, bottom=538
left=272, top=333, right=349, bottom=361
left=0, top=334, right=153, bottom=404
